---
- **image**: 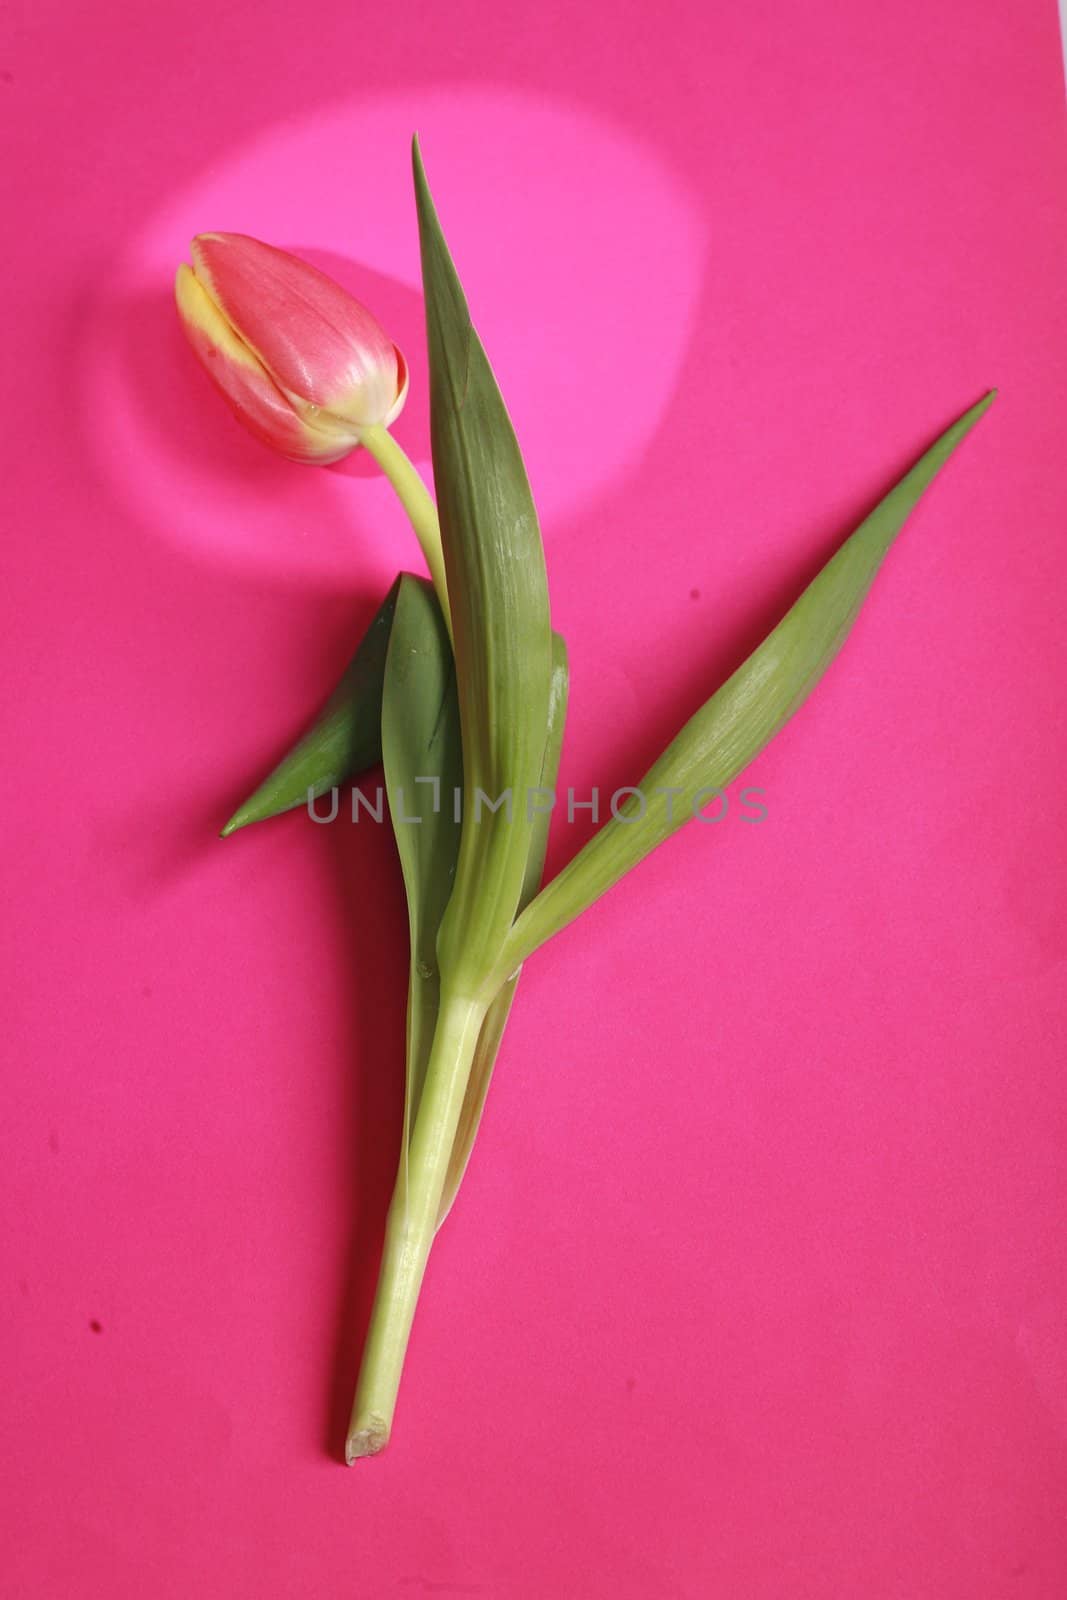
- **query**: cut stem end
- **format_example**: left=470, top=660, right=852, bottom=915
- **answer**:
left=345, top=1416, right=390, bottom=1463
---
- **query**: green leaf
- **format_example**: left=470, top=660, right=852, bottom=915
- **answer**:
left=494, top=391, right=996, bottom=978
left=383, top=577, right=569, bottom=1227
left=436, top=632, right=569, bottom=1228
left=413, top=137, right=554, bottom=999
left=220, top=579, right=400, bottom=836
left=380, top=575, right=464, bottom=1150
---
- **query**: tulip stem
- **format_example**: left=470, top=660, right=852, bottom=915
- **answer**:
left=361, top=424, right=451, bottom=640
left=346, top=989, right=487, bottom=1460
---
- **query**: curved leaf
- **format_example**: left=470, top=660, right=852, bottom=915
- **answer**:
left=380, top=575, right=464, bottom=1159
left=220, top=578, right=400, bottom=836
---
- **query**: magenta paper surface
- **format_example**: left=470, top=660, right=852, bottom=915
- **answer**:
left=3, top=2, right=1067, bottom=1595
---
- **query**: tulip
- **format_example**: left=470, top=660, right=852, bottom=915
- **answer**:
left=176, top=232, right=449, bottom=629
left=175, top=233, right=408, bottom=462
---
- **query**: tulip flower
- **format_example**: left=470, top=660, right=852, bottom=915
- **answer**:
left=175, top=233, right=407, bottom=461
left=176, top=233, right=449, bottom=626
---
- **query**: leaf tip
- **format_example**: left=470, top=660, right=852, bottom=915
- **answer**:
left=411, top=133, right=429, bottom=200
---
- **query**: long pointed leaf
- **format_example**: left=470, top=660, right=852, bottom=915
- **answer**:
left=413, top=138, right=553, bottom=998
left=495, top=391, right=996, bottom=978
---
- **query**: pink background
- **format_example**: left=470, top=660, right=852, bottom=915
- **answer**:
left=4, top=2, right=1067, bottom=1595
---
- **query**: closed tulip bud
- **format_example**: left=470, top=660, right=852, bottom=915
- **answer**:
left=175, top=233, right=408, bottom=464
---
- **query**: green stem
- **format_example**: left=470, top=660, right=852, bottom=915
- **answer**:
left=360, top=424, right=452, bottom=641
left=346, top=990, right=487, bottom=1461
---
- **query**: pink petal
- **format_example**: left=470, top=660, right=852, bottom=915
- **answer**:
left=175, top=264, right=358, bottom=464
left=190, top=234, right=399, bottom=425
